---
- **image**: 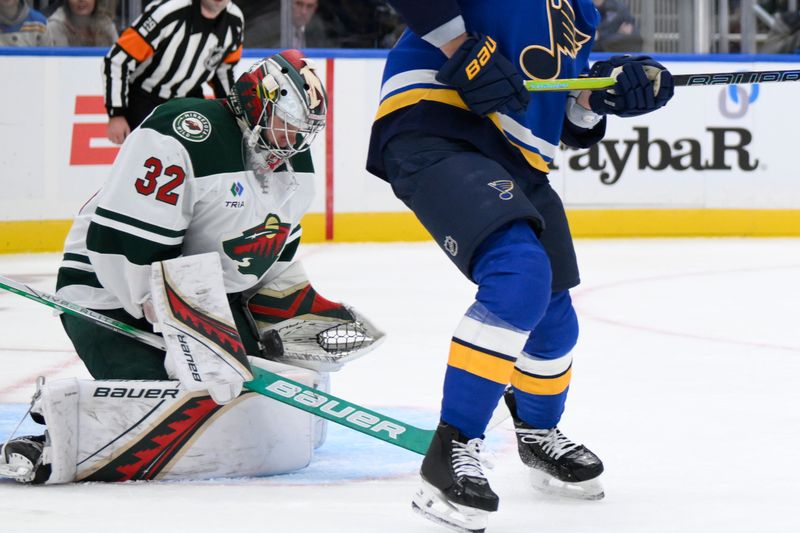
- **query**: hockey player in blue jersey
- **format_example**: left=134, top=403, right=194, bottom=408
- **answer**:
left=367, top=1, right=674, bottom=531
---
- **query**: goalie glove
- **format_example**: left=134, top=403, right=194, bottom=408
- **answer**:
left=149, top=253, right=253, bottom=404
left=245, top=262, right=385, bottom=372
left=256, top=304, right=385, bottom=372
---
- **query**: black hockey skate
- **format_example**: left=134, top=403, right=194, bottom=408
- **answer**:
left=504, top=388, right=604, bottom=500
left=411, top=422, right=498, bottom=533
left=0, top=434, right=51, bottom=484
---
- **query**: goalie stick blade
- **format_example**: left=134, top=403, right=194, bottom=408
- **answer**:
left=245, top=367, right=434, bottom=455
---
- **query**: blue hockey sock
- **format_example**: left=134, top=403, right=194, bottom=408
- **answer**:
left=441, top=302, right=527, bottom=439
left=512, top=291, right=579, bottom=428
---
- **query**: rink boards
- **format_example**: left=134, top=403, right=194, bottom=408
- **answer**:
left=1, top=50, right=799, bottom=252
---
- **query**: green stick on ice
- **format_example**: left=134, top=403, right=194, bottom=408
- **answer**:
left=0, top=274, right=435, bottom=455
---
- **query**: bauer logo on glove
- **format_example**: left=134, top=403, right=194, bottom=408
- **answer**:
left=464, top=35, right=498, bottom=80
left=436, top=34, right=530, bottom=116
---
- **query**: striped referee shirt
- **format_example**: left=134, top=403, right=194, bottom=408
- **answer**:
left=103, top=0, right=244, bottom=117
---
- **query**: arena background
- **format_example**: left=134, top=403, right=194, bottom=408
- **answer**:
left=1, top=49, right=799, bottom=253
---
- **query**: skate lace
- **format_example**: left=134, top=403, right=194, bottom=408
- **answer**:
left=451, top=438, right=492, bottom=479
left=518, top=428, right=579, bottom=460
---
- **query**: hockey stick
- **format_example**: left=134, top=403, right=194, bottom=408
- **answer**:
left=524, top=68, right=800, bottom=92
left=0, top=275, right=435, bottom=455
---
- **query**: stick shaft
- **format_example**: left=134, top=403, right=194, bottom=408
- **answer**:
left=524, top=68, right=800, bottom=92
left=0, top=274, right=435, bottom=455
left=0, top=275, right=164, bottom=349
left=673, top=68, right=800, bottom=87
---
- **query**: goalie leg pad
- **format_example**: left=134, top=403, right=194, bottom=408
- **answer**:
left=33, top=377, right=80, bottom=484
left=150, top=252, right=253, bottom=404
left=22, top=359, right=319, bottom=484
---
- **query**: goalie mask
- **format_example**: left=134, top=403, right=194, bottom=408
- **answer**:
left=229, top=50, right=327, bottom=167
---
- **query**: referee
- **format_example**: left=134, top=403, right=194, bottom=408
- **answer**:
left=104, top=0, right=244, bottom=144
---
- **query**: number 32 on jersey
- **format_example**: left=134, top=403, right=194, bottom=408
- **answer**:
left=135, top=157, right=186, bottom=206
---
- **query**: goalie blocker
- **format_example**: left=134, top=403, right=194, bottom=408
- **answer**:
left=150, top=254, right=382, bottom=388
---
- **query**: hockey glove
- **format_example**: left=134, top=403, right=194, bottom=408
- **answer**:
left=436, top=34, right=530, bottom=116
left=588, top=55, right=674, bottom=118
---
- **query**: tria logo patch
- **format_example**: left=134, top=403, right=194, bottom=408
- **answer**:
left=231, top=182, right=244, bottom=197
left=173, top=111, right=212, bottom=142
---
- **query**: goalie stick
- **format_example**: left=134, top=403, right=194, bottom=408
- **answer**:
left=524, top=67, right=800, bottom=92
left=0, top=275, right=435, bottom=455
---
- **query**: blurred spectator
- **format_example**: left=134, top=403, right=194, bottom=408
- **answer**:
left=317, top=0, right=403, bottom=48
left=45, top=0, right=118, bottom=46
left=242, top=0, right=330, bottom=48
left=760, top=6, right=800, bottom=52
left=290, top=0, right=326, bottom=47
left=592, top=0, right=643, bottom=53
left=728, top=0, right=799, bottom=53
left=240, top=0, right=403, bottom=49
left=104, top=0, right=243, bottom=144
left=0, top=0, right=48, bottom=45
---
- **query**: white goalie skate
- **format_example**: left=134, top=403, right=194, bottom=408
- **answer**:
left=0, top=453, right=33, bottom=479
left=0, top=435, right=49, bottom=484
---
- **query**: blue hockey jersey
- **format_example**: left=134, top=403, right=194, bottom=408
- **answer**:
left=367, top=0, right=601, bottom=183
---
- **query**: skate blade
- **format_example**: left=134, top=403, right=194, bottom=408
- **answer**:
left=0, top=462, right=32, bottom=479
left=529, top=469, right=605, bottom=500
left=411, top=480, right=489, bottom=533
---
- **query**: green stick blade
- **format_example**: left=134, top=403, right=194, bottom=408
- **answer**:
left=245, top=366, right=434, bottom=455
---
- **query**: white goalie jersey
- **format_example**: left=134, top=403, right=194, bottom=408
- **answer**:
left=56, top=97, right=315, bottom=318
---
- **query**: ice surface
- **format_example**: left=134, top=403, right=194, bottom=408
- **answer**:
left=1, top=240, right=798, bottom=533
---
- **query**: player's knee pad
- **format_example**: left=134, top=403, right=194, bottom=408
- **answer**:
left=26, top=358, right=324, bottom=484
left=522, top=290, right=579, bottom=359
left=472, top=219, right=553, bottom=331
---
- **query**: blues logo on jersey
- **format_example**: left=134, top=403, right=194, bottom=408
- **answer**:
left=521, top=0, right=592, bottom=80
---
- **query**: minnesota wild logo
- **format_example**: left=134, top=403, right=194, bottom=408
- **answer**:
left=223, top=214, right=291, bottom=276
left=173, top=111, right=212, bottom=142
